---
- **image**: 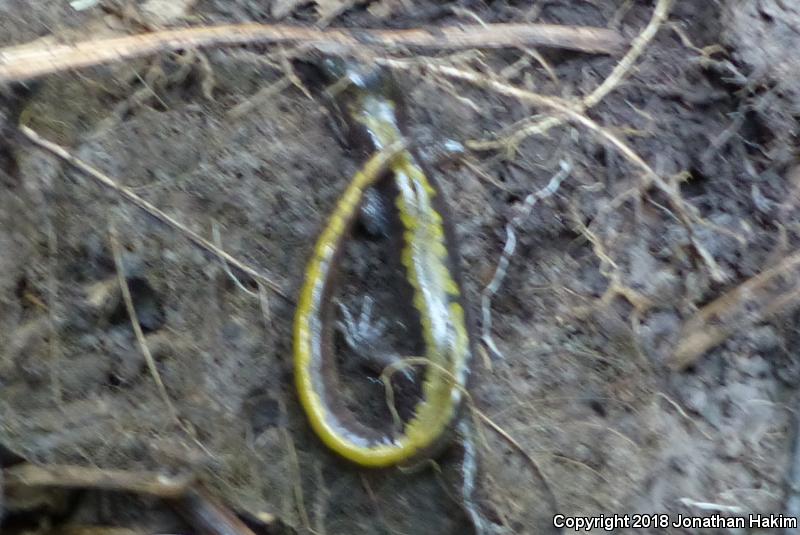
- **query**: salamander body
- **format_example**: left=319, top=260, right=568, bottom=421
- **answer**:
left=293, top=60, right=473, bottom=467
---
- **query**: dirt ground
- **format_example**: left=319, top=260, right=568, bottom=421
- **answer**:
left=2, top=0, right=800, bottom=533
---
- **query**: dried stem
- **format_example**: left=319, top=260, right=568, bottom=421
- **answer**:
left=0, top=23, right=624, bottom=82
left=19, top=125, right=288, bottom=300
left=3, top=463, right=192, bottom=497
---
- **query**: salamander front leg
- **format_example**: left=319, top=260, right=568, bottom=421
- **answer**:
left=336, top=296, right=418, bottom=385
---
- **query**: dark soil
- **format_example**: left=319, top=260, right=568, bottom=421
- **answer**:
left=2, top=0, right=800, bottom=534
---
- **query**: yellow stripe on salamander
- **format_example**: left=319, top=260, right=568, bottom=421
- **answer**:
left=294, top=144, right=414, bottom=467
left=294, top=88, right=471, bottom=468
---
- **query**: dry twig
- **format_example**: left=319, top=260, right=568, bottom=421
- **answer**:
left=5, top=464, right=268, bottom=535
left=382, top=55, right=726, bottom=281
left=397, top=56, right=685, bottom=201
left=281, top=425, right=311, bottom=532
left=0, top=22, right=624, bottom=82
left=3, top=463, right=192, bottom=497
left=19, top=125, right=289, bottom=300
left=474, top=410, right=561, bottom=515
left=175, top=487, right=266, bottom=535
left=109, top=225, right=180, bottom=423
left=380, top=58, right=673, bottom=199
left=668, top=250, right=800, bottom=370
left=468, top=0, right=675, bottom=153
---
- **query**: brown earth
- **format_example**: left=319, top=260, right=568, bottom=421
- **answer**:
left=2, top=0, right=800, bottom=534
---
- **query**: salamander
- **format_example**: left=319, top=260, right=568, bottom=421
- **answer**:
left=293, top=59, right=474, bottom=468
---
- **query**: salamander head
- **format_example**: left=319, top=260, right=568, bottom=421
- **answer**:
left=316, top=57, right=399, bottom=100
